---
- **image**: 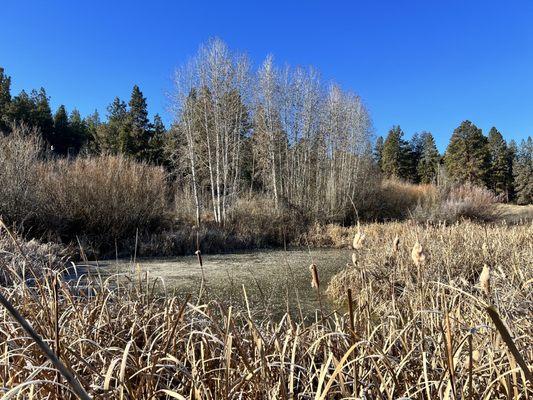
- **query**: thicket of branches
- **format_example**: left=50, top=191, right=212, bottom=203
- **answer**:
left=170, top=39, right=376, bottom=225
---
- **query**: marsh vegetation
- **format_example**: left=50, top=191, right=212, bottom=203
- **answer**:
left=0, top=220, right=531, bottom=399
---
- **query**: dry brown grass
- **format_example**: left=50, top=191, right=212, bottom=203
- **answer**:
left=360, top=179, right=436, bottom=220
left=328, top=221, right=532, bottom=398
left=0, top=221, right=531, bottom=399
left=413, top=183, right=503, bottom=223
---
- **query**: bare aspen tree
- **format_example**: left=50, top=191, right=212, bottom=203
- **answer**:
left=255, top=55, right=282, bottom=208
left=172, top=39, right=251, bottom=225
left=172, top=63, right=202, bottom=226
left=172, top=39, right=374, bottom=225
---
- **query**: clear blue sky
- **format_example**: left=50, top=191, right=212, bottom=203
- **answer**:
left=2, top=0, right=533, bottom=151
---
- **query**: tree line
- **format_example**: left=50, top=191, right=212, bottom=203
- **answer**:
left=374, top=122, right=532, bottom=204
left=0, top=67, right=166, bottom=162
left=1, top=39, right=532, bottom=225
left=1, top=39, right=378, bottom=226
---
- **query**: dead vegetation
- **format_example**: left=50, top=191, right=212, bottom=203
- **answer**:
left=0, top=221, right=531, bottom=399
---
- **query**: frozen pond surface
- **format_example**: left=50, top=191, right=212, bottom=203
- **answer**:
left=80, top=248, right=353, bottom=320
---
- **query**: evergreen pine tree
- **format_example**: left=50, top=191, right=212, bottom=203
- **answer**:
left=487, top=127, right=511, bottom=199
left=52, top=105, right=70, bottom=154
left=381, top=126, right=411, bottom=180
left=85, top=110, right=101, bottom=153
left=148, top=114, right=166, bottom=164
left=417, top=132, right=440, bottom=184
left=69, top=109, right=88, bottom=154
left=407, top=132, right=424, bottom=183
left=513, top=137, right=533, bottom=204
left=122, top=85, right=150, bottom=159
left=96, top=97, right=127, bottom=153
left=507, top=140, right=518, bottom=200
left=374, top=136, right=384, bottom=169
left=128, top=85, right=150, bottom=129
left=31, top=88, right=54, bottom=143
left=444, top=120, right=490, bottom=186
left=5, top=90, right=34, bottom=127
left=0, top=67, right=12, bottom=132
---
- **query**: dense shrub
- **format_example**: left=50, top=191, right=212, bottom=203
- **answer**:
left=38, top=155, right=171, bottom=246
left=0, top=125, right=43, bottom=224
left=227, top=197, right=309, bottom=246
left=413, top=183, right=502, bottom=223
left=0, top=127, right=172, bottom=250
left=359, top=179, right=436, bottom=221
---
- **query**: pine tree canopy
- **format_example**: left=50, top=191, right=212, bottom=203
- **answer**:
left=381, top=126, right=411, bottom=180
left=52, top=105, right=70, bottom=153
left=417, top=132, right=440, bottom=184
left=444, top=120, right=490, bottom=186
left=0, top=67, right=11, bottom=132
left=487, top=127, right=511, bottom=198
left=513, top=137, right=533, bottom=204
left=374, top=136, right=384, bottom=168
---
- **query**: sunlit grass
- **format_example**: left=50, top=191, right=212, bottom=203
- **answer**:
left=0, top=220, right=531, bottom=399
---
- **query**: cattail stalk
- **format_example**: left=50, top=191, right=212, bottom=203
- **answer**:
left=53, top=273, right=61, bottom=398
left=467, top=333, right=473, bottom=400
left=352, top=231, right=365, bottom=250
left=309, top=264, right=324, bottom=317
left=444, top=311, right=457, bottom=399
left=195, top=249, right=207, bottom=304
left=392, top=235, right=400, bottom=254
left=486, top=306, right=532, bottom=384
left=347, top=288, right=355, bottom=341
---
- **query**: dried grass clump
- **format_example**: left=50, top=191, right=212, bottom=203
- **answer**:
left=362, top=179, right=436, bottom=220
left=414, top=183, right=502, bottom=223
left=0, top=124, right=43, bottom=224
left=227, top=196, right=309, bottom=246
left=327, top=221, right=532, bottom=398
left=0, top=224, right=66, bottom=285
left=298, top=223, right=359, bottom=248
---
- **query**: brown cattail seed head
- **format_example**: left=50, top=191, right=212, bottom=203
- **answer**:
left=309, top=264, right=320, bottom=289
left=479, top=264, right=491, bottom=295
left=352, top=231, right=365, bottom=250
left=482, top=242, right=489, bottom=258
left=411, top=241, right=426, bottom=267
left=392, top=235, right=400, bottom=254
left=472, top=349, right=480, bottom=363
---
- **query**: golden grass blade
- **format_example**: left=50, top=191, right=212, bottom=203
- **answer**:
left=0, top=291, right=92, bottom=400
